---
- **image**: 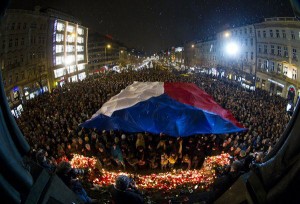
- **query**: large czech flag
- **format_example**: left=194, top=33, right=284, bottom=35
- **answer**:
left=81, top=82, right=245, bottom=137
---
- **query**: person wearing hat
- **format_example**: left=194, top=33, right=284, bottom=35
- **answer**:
left=110, top=175, right=144, bottom=204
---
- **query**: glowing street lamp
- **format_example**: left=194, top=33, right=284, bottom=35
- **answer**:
left=105, top=44, right=111, bottom=66
left=191, top=44, right=195, bottom=48
left=225, top=42, right=239, bottom=56
left=224, top=31, right=231, bottom=38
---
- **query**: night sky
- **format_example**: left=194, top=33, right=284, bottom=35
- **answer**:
left=9, top=0, right=294, bottom=53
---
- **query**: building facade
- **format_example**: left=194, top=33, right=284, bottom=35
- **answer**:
left=187, top=17, right=300, bottom=98
left=217, top=24, right=256, bottom=74
left=255, top=17, right=300, bottom=98
left=0, top=6, right=88, bottom=111
left=88, top=33, right=127, bottom=74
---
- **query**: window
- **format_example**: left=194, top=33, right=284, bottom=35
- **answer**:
left=21, top=37, right=24, bottom=45
left=55, top=56, right=64, bottom=65
left=264, top=45, right=268, bottom=54
left=9, top=38, right=12, bottom=48
left=277, top=63, right=282, bottom=73
left=244, top=28, right=247, bottom=34
left=258, top=44, right=262, bottom=53
left=78, top=72, right=86, bottom=81
left=245, top=39, right=248, bottom=46
left=270, top=30, right=273, bottom=38
left=54, top=67, right=65, bottom=78
left=15, top=38, right=18, bottom=47
left=66, top=55, right=75, bottom=64
left=264, top=60, right=268, bottom=69
left=68, top=65, right=76, bottom=74
left=283, top=66, right=288, bottom=76
left=270, top=62, right=275, bottom=72
left=77, top=45, right=84, bottom=52
left=276, top=30, right=280, bottom=38
left=271, top=45, right=275, bottom=55
left=2, top=40, right=5, bottom=49
left=250, top=38, right=253, bottom=46
left=258, top=30, right=261, bottom=38
left=251, top=52, right=254, bottom=60
left=57, top=22, right=65, bottom=31
left=56, top=34, right=64, bottom=42
left=77, top=37, right=84, bottom=44
left=55, top=45, right=64, bottom=53
left=293, top=48, right=297, bottom=60
left=282, top=30, right=286, bottom=38
left=284, top=47, right=288, bottom=57
left=277, top=46, right=282, bottom=56
left=66, top=45, right=75, bottom=52
left=249, top=27, right=252, bottom=34
left=67, top=35, right=75, bottom=43
left=78, top=27, right=84, bottom=35
left=17, top=23, right=21, bottom=29
left=11, top=23, right=15, bottom=30
left=245, top=52, right=248, bottom=60
left=67, top=25, right=75, bottom=33
left=23, top=23, right=27, bottom=29
left=240, top=29, right=242, bottom=35
left=291, top=31, right=295, bottom=40
left=77, top=54, right=84, bottom=61
left=77, top=64, right=85, bottom=71
left=263, top=30, right=266, bottom=38
left=258, top=59, right=262, bottom=68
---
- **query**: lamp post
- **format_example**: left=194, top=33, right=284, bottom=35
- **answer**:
left=104, top=44, right=111, bottom=67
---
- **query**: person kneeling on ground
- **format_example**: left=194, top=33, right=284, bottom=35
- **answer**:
left=110, top=175, right=144, bottom=204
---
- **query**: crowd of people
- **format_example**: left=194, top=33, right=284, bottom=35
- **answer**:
left=16, top=67, right=291, bottom=203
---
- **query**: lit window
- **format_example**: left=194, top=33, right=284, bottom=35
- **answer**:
left=68, top=65, right=76, bottom=74
left=78, top=64, right=85, bottom=71
left=57, top=22, right=65, bottom=31
left=66, top=45, right=75, bottom=52
left=77, top=45, right=84, bottom=52
left=77, top=54, right=84, bottom=61
left=56, top=34, right=64, bottom=42
left=54, top=67, right=65, bottom=78
left=78, top=72, right=86, bottom=80
left=77, top=37, right=84, bottom=44
left=67, top=35, right=75, bottom=43
left=78, top=27, right=84, bottom=35
left=65, top=55, right=75, bottom=65
left=55, top=56, right=64, bottom=65
left=56, top=45, right=64, bottom=53
left=67, top=25, right=75, bottom=33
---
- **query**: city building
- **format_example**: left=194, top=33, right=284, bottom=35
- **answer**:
left=88, top=33, right=127, bottom=74
left=217, top=24, right=256, bottom=74
left=48, top=8, right=88, bottom=88
left=0, top=6, right=88, bottom=113
left=254, top=17, right=300, bottom=98
left=186, top=17, right=300, bottom=98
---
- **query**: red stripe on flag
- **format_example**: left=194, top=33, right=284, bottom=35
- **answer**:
left=164, top=82, right=244, bottom=128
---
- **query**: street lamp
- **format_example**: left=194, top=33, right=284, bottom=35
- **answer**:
left=104, top=44, right=111, bottom=67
